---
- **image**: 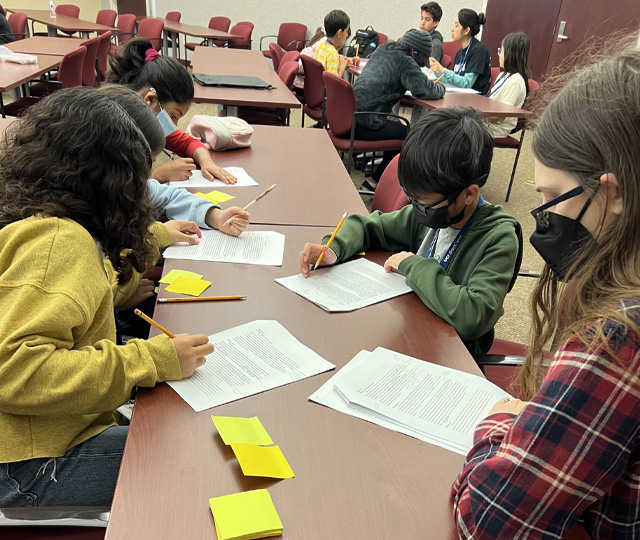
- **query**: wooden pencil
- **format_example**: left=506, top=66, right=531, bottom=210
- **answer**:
left=158, top=296, right=247, bottom=303
left=134, top=309, right=176, bottom=338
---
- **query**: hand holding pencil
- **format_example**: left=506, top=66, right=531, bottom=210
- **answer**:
left=222, top=184, right=277, bottom=228
left=298, top=212, right=348, bottom=278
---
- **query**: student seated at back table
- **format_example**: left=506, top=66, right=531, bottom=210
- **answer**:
left=0, top=87, right=212, bottom=507
left=429, top=8, right=491, bottom=94
left=313, top=9, right=354, bottom=78
left=486, top=31, right=532, bottom=138
left=419, top=1, right=444, bottom=62
left=0, top=4, right=15, bottom=45
left=299, top=108, right=521, bottom=354
left=107, top=38, right=236, bottom=185
left=353, top=29, right=445, bottom=192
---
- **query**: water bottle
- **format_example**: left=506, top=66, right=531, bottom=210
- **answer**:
left=49, top=0, right=56, bottom=18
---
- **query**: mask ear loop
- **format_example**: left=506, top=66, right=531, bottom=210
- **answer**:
left=575, top=195, right=593, bottom=223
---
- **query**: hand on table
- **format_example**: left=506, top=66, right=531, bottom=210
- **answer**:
left=299, top=243, right=337, bottom=277
left=152, top=158, right=196, bottom=183
left=200, top=162, right=237, bottom=184
left=384, top=252, right=414, bottom=273
left=164, top=220, right=202, bottom=244
left=119, top=278, right=156, bottom=311
left=207, top=206, right=250, bottom=236
left=172, top=333, right=213, bottom=378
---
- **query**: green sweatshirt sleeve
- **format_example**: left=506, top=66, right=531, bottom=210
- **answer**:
left=396, top=222, right=519, bottom=340
left=323, top=206, right=425, bottom=262
left=441, top=70, right=478, bottom=89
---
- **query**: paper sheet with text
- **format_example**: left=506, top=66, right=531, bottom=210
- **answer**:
left=169, top=167, right=258, bottom=188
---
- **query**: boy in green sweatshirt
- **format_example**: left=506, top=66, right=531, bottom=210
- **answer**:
left=300, top=108, right=522, bottom=354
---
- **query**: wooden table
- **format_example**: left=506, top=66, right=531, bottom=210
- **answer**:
left=6, top=8, right=115, bottom=39
left=0, top=55, right=60, bottom=117
left=413, top=91, right=533, bottom=119
left=5, top=36, right=86, bottom=56
left=191, top=47, right=301, bottom=115
left=105, top=224, right=476, bottom=540
left=189, top=125, right=367, bottom=227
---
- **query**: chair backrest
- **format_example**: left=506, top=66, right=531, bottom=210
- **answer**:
left=8, top=12, right=27, bottom=41
left=377, top=32, right=388, bottom=45
left=97, top=30, right=112, bottom=80
left=442, top=53, right=452, bottom=70
left=322, top=71, right=356, bottom=138
left=442, top=41, right=461, bottom=60
left=138, top=18, right=164, bottom=51
left=280, top=50, right=300, bottom=65
left=490, top=66, right=500, bottom=87
left=229, top=22, right=254, bottom=49
left=96, top=9, right=116, bottom=27
left=165, top=11, right=181, bottom=22
left=208, top=16, right=231, bottom=32
left=80, top=35, right=100, bottom=86
left=277, top=60, right=299, bottom=89
left=59, top=45, right=87, bottom=88
left=371, top=155, right=409, bottom=213
left=277, top=22, right=307, bottom=52
left=269, top=42, right=284, bottom=72
left=116, top=13, right=136, bottom=45
left=300, top=55, right=325, bottom=109
left=56, top=4, right=80, bottom=18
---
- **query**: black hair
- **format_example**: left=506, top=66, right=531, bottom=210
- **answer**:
left=0, top=87, right=158, bottom=285
left=324, top=9, right=350, bottom=37
left=502, top=32, right=532, bottom=95
left=458, top=9, right=486, bottom=37
left=397, top=107, right=493, bottom=198
left=99, top=84, right=166, bottom=155
left=107, top=38, right=194, bottom=105
left=421, top=2, right=443, bottom=22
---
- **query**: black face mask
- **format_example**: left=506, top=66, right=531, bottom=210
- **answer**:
left=529, top=199, right=592, bottom=281
left=412, top=202, right=466, bottom=229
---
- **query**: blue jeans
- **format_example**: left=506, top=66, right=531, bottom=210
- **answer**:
left=0, top=426, right=127, bottom=507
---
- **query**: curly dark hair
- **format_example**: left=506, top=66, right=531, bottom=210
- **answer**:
left=0, top=86, right=158, bottom=285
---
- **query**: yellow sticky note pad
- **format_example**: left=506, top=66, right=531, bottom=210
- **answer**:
left=211, top=416, right=273, bottom=446
left=209, top=489, right=283, bottom=540
left=195, top=191, right=236, bottom=204
left=159, top=269, right=205, bottom=285
left=231, top=444, right=294, bottom=479
left=165, top=276, right=211, bottom=297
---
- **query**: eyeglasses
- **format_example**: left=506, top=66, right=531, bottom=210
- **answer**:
left=497, top=47, right=502, bottom=55
left=403, top=187, right=464, bottom=216
left=529, top=186, right=584, bottom=228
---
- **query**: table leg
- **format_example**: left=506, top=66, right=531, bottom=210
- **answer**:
left=0, top=94, right=4, bottom=118
left=171, top=32, right=178, bottom=58
left=206, top=38, right=213, bottom=47
left=47, top=25, right=56, bottom=37
left=24, top=20, right=31, bottom=38
left=81, top=31, right=89, bottom=39
left=223, top=105, right=239, bottom=116
left=162, top=30, right=168, bottom=57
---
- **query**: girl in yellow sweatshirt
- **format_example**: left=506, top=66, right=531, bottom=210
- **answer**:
left=0, top=87, right=213, bottom=507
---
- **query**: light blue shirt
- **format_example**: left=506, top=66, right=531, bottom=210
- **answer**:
left=147, top=179, right=219, bottom=228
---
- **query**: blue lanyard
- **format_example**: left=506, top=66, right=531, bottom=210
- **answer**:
left=456, top=37, right=473, bottom=75
left=486, top=72, right=511, bottom=97
left=426, top=195, right=484, bottom=268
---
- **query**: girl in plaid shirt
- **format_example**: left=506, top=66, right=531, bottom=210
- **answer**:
left=452, top=48, right=640, bottom=539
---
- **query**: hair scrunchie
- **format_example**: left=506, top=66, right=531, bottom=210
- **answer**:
left=145, top=49, right=161, bottom=63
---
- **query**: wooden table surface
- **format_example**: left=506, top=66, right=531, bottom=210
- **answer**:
left=0, top=54, right=59, bottom=92
left=188, top=125, right=368, bottom=227
left=191, top=47, right=301, bottom=110
left=153, top=17, right=240, bottom=41
left=5, top=36, right=86, bottom=56
left=412, top=91, right=533, bottom=118
left=105, top=224, right=476, bottom=540
left=6, top=8, right=115, bottom=34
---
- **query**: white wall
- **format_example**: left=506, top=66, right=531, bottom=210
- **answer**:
left=150, top=0, right=485, bottom=49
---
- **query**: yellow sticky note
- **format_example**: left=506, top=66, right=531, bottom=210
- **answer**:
left=231, top=444, right=294, bottom=479
left=165, top=276, right=211, bottom=297
left=209, top=489, right=283, bottom=540
left=159, top=269, right=205, bottom=285
left=211, top=416, right=273, bottom=446
left=195, top=191, right=236, bottom=204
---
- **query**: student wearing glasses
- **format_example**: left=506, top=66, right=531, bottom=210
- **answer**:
left=298, top=108, right=521, bottom=355
left=429, top=9, right=491, bottom=94
left=452, top=48, right=640, bottom=539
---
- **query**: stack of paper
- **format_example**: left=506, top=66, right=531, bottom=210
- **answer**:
left=275, top=258, right=412, bottom=312
left=163, top=229, right=285, bottom=266
left=169, top=167, right=258, bottom=188
left=310, top=347, right=511, bottom=455
left=209, top=489, right=283, bottom=540
left=168, top=320, right=335, bottom=412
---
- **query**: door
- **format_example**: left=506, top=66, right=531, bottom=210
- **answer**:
left=546, top=0, right=640, bottom=74
left=483, top=0, right=562, bottom=81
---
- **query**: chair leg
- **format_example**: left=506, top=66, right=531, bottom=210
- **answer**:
left=301, top=111, right=305, bottom=128
left=505, top=131, right=526, bottom=203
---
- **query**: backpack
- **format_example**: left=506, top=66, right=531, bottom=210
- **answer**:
left=188, top=115, right=254, bottom=151
left=345, top=26, right=379, bottom=58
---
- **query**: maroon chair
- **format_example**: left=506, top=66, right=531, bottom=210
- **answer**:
left=80, top=35, right=100, bottom=86
left=442, top=53, right=453, bottom=70
left=371, top=155, right=409, bottom=213
left=32, top=3, right=80, bottom=36
left=164, top=11, right=181, bottom=57
left=493, top=78, right=540, bottom=201
left=442, top=41, right=461, bottom=62
left=269, top=42, right=284, bottom=72
left=261, top=22, right=307, bottom=58
left=322, top=71, right=408, bottom=174
left=228, top=22, right=254, bottom=50
left=7, top=12, right=27, bottom=40
left=377, top=32, right=388, bottom=45
left=300, top=55, right=325, bottom=127
left=113, top=13, right=136, bottom=49
left=96, top=30, right=112, bottom=83
left=95, top=9, right=116, bottom=29
left=137, top=18, right=164, bottom=51
left=280, top=50, right=300, bottom=65
left=490, top=66, right=500, bottom=87
left=165, top=11, right=181, bottom=21
left=185, top=16, right=231, bottom=56
left=4, top=45, right=86, bottom=116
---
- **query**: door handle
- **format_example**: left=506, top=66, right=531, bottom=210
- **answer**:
left=556, top=21, right=569, bottom=42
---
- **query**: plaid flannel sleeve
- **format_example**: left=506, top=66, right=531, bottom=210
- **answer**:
left=451, top=321, right=640, bottom=539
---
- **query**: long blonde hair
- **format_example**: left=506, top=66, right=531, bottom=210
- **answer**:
left=520, top=48, right=640, bottom=399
